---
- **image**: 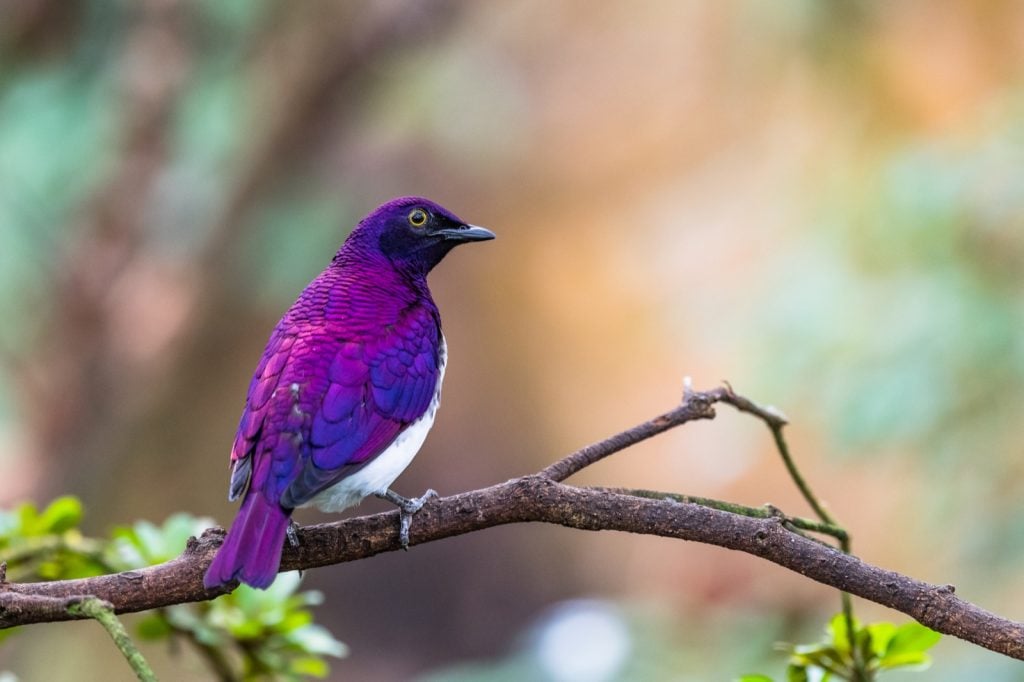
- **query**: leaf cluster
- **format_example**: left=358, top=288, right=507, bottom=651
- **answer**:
left=739, top=613, right=941, bottom=682
left=1, top=498, right=346, bottom=680
left=0, top=496, right=108, bottom=582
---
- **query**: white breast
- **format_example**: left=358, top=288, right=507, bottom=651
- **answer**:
left=303, top=337, right=447, bottom=513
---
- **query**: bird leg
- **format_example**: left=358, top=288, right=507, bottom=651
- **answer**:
left=376, top=488, right=438, bottom=550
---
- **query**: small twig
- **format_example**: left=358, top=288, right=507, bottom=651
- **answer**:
left=768, top=417, right=834, bottom=526
left=539, top=386, right=720, bottom=481
left=714, top=383, right=866, bottom=680
left=592, top=486, right=847, bottom=543
left=712, top=381, right=788, bottom=427
left=751, top=409, right=866, bottom=678
left=67, top=597, right=157, bottom=682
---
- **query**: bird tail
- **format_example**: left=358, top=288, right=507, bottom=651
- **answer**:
left=204, top=493, right=290, bottom=590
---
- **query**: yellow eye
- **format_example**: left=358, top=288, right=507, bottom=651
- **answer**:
left=408, top=208, right=428, bottom=228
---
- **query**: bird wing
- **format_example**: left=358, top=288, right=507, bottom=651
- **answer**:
left=279, top=307, right=442, bottom=508
left=227, top=326, right=297, bottom=501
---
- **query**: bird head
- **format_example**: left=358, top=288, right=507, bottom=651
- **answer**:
left=346, top=196, right=495, bottom=276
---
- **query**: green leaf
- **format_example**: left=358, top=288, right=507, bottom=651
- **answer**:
left=289, top=656, right=329, bottom=677
left=884, top=622, right=940, bottom=657
left=786, top=664, right=809, bottom=682
left=182, top=566, right=344, bottom=676
left=108, top=513, right=215, bottom=568
left=136, top=614, right=173, bottom=640
left=37, top=496, right=83, bottom=533
left=826, top=613, right=858, bottom=656
left=131, top=521, right=165, bottom=560
left=736, top=675, right=775, bottom=682
left=286, top=624, right=347, bottom=658
left=864, top=621, right=897, bottom=658
left=855, top=626, right=875, bottom=667
left=791, top=643, right=834, bottom=656
left=36, top=559, right=64, bottom=581
left=789, top=644, right=848, bottom=675
left=158, top=513, right=214, bottom=559
left=16, top=502, right=41, bottom=536
left=879, top=651, right=932, bottom=671
left=278, top=609, right=313, bottom=634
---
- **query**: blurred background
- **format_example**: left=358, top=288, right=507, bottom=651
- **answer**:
left=1, top=0, right=1024, bottom=679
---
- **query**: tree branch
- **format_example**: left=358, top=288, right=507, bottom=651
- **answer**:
left=592, top=487, right=848, bottom=544
left=2, top=386, right=1022, bottom=663
left=67, top=597, right=156, bottom=682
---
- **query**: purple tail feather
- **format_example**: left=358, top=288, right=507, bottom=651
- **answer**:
left=204, top=493, right=290, bottom=590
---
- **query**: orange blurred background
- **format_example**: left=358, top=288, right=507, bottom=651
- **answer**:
left=2, top=1, right=1024, bottom=679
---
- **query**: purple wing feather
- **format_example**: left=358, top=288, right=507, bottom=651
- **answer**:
left=227, top=328, right=295, bottom=501
left=279, top=307, right=441, bottom=508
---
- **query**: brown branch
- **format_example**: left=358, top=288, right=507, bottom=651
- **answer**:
left=537, top=384, right=721, bottom=481
left=1, top=387, right=1022, bottom=663
left=590, top=486, right=848, bottom=544
left=699, top=380, right=864, bottom=677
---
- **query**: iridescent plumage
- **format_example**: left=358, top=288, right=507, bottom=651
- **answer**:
left=204, top=197, right=493, bottom=589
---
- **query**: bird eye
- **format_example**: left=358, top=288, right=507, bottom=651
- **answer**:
left=408, top=209, right=428, bottom=228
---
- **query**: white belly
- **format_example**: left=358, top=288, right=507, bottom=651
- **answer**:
left=303, top=337, right=446, bottom=513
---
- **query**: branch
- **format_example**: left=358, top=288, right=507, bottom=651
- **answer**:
left=698, top=379, right=865, bottom=678
left=67, top=597, right=156, bottom=682
left=2, top=386, right=1022, bottom=664
left=593, top=487, right=847, bottom=544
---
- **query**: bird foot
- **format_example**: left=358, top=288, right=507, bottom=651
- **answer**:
left=286, top=520, right=301, bottom=547
left=376, top=488, right=438, bottom=550
left=286, top=520, right=305, bottom=579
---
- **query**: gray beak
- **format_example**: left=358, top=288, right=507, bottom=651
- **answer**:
left=437, top=224, right=496, bottom=242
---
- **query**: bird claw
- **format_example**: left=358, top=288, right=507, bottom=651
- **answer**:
left=377, top=488, right=438, bottom=549
left=285, top=520, right=306, bottom=579
left=286, top=521, right=301, bottom=547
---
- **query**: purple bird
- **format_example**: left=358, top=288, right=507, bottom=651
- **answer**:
left=204, top=197, right=494, bottom=589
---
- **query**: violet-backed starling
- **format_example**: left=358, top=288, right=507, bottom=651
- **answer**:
left=204, top=197, right=494, bottom=589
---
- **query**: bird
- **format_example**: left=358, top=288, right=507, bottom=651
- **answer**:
left=204, top=196, right=494, bottom=590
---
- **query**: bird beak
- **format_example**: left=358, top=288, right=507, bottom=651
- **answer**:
left=437, top=224, right=496, bottom=242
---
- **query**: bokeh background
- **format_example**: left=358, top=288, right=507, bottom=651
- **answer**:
left=2, top=0, right=1024, bottom=680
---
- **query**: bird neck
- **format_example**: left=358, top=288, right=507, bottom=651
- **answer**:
left=334, top=239, right=431, bottom=292
left=316, top=242, right=437, bottom=331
